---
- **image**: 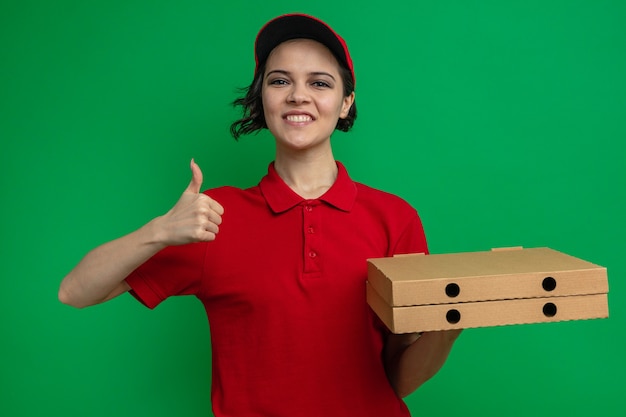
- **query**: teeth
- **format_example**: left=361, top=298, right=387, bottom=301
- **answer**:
left=286, top=115, right=312, bottom=122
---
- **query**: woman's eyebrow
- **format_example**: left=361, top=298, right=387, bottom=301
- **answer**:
left=266, top=69, right=290, bottom=77
left=310, top=71, right=336, bottom=80
left=266, top=69, right=336, bottom=80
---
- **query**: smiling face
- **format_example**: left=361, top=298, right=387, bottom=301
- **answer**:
left=262, top=39, right=355, bottom=154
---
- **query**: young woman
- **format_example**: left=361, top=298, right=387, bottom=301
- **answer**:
left=59, top=13, right=461, bottom=416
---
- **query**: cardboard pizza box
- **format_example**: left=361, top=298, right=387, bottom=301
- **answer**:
left=366, top=247, right=609, bottom=333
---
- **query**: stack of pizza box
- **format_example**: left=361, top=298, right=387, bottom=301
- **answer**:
left=366, top=247, right=609, bottom=333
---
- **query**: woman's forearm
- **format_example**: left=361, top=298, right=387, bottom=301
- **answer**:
left=387, top=330, right=462, bottom=398
left=58, top=218, right=166, bottom=308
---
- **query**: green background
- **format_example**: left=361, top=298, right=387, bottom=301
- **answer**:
left=1, top=0, right=624, bottom=416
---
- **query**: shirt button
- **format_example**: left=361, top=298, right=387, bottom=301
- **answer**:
left=305, top=205, right=313, bottom=212
left=307, top=227, right=315, bottom=234
left=308, top=251, right=317, bottom=258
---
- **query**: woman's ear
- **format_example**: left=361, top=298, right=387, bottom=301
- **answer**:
left=340, top=92, right=355, bottom=118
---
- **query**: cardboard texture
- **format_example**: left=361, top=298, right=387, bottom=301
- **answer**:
left=367, top=247, right=609, bottom=333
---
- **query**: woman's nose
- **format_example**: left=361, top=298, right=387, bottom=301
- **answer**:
left=287, top=83, right=310, bottom=104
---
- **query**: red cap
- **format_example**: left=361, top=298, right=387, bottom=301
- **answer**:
left=254, top=14, right=355, bottom=87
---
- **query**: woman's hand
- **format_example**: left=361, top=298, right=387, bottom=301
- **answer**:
left=154, top=159, right=225, bottom=246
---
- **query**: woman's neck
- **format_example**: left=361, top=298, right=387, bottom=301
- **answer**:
left=274, top=149, right=338, bottom=200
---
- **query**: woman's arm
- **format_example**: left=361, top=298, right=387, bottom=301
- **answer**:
left=58, top=160, right=223, bottom=308
left=384, top=329, right=462, bottom=398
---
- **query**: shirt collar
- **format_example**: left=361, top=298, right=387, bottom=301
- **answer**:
left=259, top=161, right=357, bottom=214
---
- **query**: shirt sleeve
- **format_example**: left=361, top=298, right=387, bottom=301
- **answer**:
left=391, top=210, right=429, bottom=256
left=125, top=242, right=206, bottom=309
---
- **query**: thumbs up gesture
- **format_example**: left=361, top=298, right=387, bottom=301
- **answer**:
left=156, top=159, right=224, bottom=246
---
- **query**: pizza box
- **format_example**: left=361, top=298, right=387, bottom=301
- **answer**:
left=366, top=247, right=609, bottom=333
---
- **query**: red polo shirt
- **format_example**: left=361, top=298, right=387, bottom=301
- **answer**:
left=126, top=161, right=428, bottom=417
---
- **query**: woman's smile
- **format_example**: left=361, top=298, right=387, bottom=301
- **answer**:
left=283, top=110, right=315, bottom=125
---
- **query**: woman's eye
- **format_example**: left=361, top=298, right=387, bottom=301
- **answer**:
left=269, top=79, right=288, bottom=85
left=312, top=81, right=331, bottom=88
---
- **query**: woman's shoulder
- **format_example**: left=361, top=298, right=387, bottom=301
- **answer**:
left=202, top=184, right=263, bottom=203
left=354, top=181, right=416, bottom=212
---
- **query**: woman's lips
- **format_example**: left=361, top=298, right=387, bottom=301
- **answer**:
left=283, top=111, right=315, bottom=124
